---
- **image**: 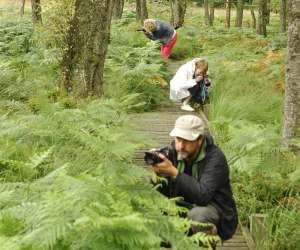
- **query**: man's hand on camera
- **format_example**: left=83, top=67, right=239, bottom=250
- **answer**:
left=144, top=31, right=153, bottom=39
left=152, top=153, right=178, bottom=178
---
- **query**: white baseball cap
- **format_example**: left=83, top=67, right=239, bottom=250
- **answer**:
left=169, top=115, right=205, bottom=141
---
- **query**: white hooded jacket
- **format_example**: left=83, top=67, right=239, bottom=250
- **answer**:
left=169, top=58, right=201, bottom=101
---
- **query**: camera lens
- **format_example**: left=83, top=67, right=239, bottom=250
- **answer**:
left=144, top=151, right=162, bottom=165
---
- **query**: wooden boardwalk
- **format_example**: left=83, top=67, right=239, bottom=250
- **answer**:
left=130, top=103, right=256, bottom=250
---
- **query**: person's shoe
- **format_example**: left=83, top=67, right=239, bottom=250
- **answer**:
left=181, top=103, right=195, bottom=111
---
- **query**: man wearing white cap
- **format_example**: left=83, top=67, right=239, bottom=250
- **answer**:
left=152, top=115, right=238, bottom=241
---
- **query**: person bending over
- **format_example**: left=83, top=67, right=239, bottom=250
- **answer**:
left=139, top=19, right=177, bottom=60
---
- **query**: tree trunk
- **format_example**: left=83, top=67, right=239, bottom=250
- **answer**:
left=84, top=0, right=115, bottom=96
left=280, top=0, right=288, bottom=32
left=169, top=0, right=186, bottom=28
left=225, top=0, right=231, bottom=28
left=136, top=0, right=148, bottom=21
left=209, top=2, right=215, bottom=26
left=61, top=0, right=115, bottom=96
left=266, top=0, right=271, bottom=24
left=282, top=0, right=300, bottom=152
left=113, top=0, right=124, bottom=19
left=257, top=0, right=268, bottom=36
left=250, top=5, right=256, bottom=29
left=31, top=0, right=42, bottom=24
left=20, top=0, right=25, bottom=17
left=61, top=0, right=82, bottom=93
left=204, top=0, right=210, bottom=26
left=235, top=0, right=244, bottom=27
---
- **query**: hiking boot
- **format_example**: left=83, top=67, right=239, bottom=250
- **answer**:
left=181, top=103, right=195, bottom=111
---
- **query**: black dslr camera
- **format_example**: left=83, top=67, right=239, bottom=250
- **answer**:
left=144, top=147, right=170, bottom=165
left=203, top=75, right=211, bottom=86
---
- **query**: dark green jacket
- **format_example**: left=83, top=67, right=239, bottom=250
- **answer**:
left=159, top=135, right=238, bottom=240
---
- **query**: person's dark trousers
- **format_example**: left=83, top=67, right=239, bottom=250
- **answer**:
left=188, top=81, right=209, bottom=104
left=160, top=204, right=220, bottom=249
left=187, top=204, right=220, bottom=234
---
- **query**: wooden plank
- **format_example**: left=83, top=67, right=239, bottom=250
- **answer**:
left=216, top=247, right=248, bottom=250
left=240, top=225, right=257, bottom=250
left=249, top=214, right=266, bottom=249
left=227, top=237, right=247, bottom=241
left=220, top=242, right=248, bottom=247
left=224, top=239, right=248, bottom=243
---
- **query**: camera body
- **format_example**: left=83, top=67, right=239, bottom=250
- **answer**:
left=203, top=75, right=211, bottom=86
left=144, top=147, right=170, bottom=165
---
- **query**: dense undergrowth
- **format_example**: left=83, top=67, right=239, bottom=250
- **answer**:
left=104, top=11, right=170, bottom=111
left=0, top=2, right=299, bottom=250
left=176, top=6, right=300, bottom=250
left=0, top=4, right=214, bottom=250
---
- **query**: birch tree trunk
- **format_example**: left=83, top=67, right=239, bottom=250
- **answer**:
left=282, top=0, right=300, bottom=152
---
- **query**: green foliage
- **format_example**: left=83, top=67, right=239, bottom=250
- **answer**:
left=104, top=20, right=171, bottom=111
left=0, top=95, right=214, bottom=249
left=164, top=5, right=299, bottom=248
left=0, top=20, right=33, bottom=56
left=39, top=0, right=75, bottom=49
left=265, top=203, right=300, bottom=250
left=171, top=27, right=204, bottom=60
left=0, top=14, right=59, bottom=102
left=0, top=2, right=298, bottom=249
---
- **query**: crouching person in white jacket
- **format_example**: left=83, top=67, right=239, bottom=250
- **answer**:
left=170, top=58, right=211, bottom=111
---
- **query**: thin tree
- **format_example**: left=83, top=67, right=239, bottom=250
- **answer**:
left=20, top=0, right=25, bottom=17
left=204, top=0, right=210, bottom=26
left=235, top=0, right=244, bottom=27
left=61, top=0, right=82, bottom=93
left=170, top=0, right=187, bottom=28
left=266, top=0, right=271, bottom=24
left=61, top=0, right=115, bottom=96
left=31, top=0, right=42, bottom=24
left=203, top=0, right=214, bottom=26
left=113, top=0, right=124, bottom=19
left=280, top=0, right=288, bottom=32
left=209, top=1, right=215, bottom=26
left=136, top=0, right=148, bottom=21
left=282, top=0, right=300, bottom=152
left=250, top=3, right=256, bottom=29
left=257, top=0, right=268, bottom=36
left=225, top=0, right=231, bottom=28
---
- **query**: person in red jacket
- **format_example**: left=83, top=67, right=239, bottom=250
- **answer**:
left=139, top=19, right=177, bottom=60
